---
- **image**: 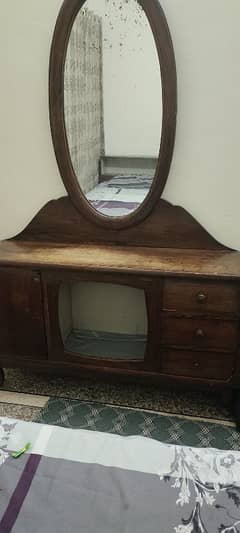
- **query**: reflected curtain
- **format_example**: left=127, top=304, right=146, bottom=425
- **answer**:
left=64, top=9, right=104, bottom=194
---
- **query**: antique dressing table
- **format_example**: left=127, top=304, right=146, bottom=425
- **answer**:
left=1, top=0, right=240, bottom=424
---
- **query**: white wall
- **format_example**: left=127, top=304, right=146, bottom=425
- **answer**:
left=71, top=283, right=147, bottom=334
left=161, top=0, right=240, bottom=250
left=86, top=0, right=161, bottom=157
left=0, top=0, right=240, bottom=250
left=102, top=1, right=161, bottom=157
left=0, top=1, right=65, bottom=241
left=59, top=282, right=147, bottom=336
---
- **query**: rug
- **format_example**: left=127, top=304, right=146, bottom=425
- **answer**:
left=37, top=397, right=240, bottom=450
left=0, top=390, right=239, bottom=450
left=0, top=368, right=233, bottom=421
left=0, top=368, right=239, bottom=451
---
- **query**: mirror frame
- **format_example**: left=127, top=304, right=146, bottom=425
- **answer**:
left=49, top=0, right=177, bottom=230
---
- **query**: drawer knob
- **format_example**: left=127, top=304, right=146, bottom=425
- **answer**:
left=196, top=292, right=207, bottom=303
left=195, top=328, right=205, bottom=338
left=194, top=362, right=200, bottom=367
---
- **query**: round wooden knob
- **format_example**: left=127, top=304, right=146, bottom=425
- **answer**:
left=194, top=362, right=200, bottom=367
left=196, top=292, right=207, bottom=303
left=195, top=328, right=205, bottom=338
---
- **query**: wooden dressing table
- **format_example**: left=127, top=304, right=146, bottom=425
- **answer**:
left=1, top=196, right=240, bottom=423
left=1, top=0, right=240, bottom=424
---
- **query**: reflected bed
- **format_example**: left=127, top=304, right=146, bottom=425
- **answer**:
left=86, top=174, right=153, bottom=216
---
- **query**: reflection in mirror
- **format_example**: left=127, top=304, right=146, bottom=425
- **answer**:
left=64, top=0, right=162, bottom=218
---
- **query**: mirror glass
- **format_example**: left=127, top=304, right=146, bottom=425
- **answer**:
left=64, top=0, right=162, bottom=218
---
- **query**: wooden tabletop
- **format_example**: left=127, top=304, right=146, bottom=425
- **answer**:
left=0, top=240, right=240, bottom=279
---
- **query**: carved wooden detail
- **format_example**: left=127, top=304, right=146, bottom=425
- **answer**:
left=15, top=196, right=226, bottom=251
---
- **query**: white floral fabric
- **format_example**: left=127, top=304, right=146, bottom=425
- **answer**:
left=1, top=417, right=240, bottom=532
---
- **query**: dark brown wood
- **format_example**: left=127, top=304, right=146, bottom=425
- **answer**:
left=49, top=0, right=177, bottom=229
left=42, top=272, right=157, bottom=368
left=0, top=244, right=239, bottom=419
left=0, top=352, right=234, bottom=388
left=55, top=351, right=147, bottom=369
left=42, top=269, right=155, bottom=288
left=144, top=279, right=163, bottom=366
left=42, top=279, right=63, bottom=360
left=15, top=197, right=227, bottom=250
left=1, top=240, right=240, bottom=279
left=0, top=368, right=4, bottom=386
left=160, top=316, right=238, bottom=352
left=233, top=391, right=240, bottom=428
left=0, top=268, right=47, bottom=359
left=44, top=270, right=159, bottom=368
left=38, top=268, right=239, bottom=389
left=163, top=279, right=240, bottom=315
left=160, top=349, right=235, bottom=380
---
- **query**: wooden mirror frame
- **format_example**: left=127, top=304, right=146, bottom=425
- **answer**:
left=49, top=0, right=177, bottom=230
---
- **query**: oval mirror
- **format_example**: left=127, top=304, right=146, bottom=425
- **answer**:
left=50, top=0, right=177, bottom=229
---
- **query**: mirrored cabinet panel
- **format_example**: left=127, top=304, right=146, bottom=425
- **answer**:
left=59, top=282, right=148, bottom=360
left=64, top=0, right=162, bottom=218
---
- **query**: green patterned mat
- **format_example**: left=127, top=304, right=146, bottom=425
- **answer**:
left=37, top=397, right=240, bottom=450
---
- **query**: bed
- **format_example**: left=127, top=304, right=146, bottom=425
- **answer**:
left=85, top=157, right=157, bottom=216
left=86, top=174, right=154, bottom=216
left=1, top=416, right=240, bottom=532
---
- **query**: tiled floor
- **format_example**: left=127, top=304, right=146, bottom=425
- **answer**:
left=0, top=368, right=233, bottom=421
left=0, top=391, right=48, bottom=408
left=0, top=390, right=49, bottom=422
left=0, top=403, right=41, bottom=421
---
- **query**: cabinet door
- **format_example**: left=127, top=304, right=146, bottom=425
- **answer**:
left=0, top=268, right=47, bottom=359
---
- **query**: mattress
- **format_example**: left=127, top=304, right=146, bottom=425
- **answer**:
left=86, top=174, right=152, bottom=216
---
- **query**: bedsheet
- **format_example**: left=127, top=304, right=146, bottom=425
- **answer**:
left=86, top=175, right=152, bottom=216
left=1, top=417, right=240, bottom=532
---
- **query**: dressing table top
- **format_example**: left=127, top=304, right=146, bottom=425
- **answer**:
left=0, top=240, right=240, bottom=280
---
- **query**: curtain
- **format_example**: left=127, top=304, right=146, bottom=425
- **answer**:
left=64, top=9, right=104, bottom=194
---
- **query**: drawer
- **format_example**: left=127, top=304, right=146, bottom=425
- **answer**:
left=163, top=279, right=239, bottom=315
left=161, top=316, right=238, bottom=352
left=161, top=350, right=235, bottom=380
